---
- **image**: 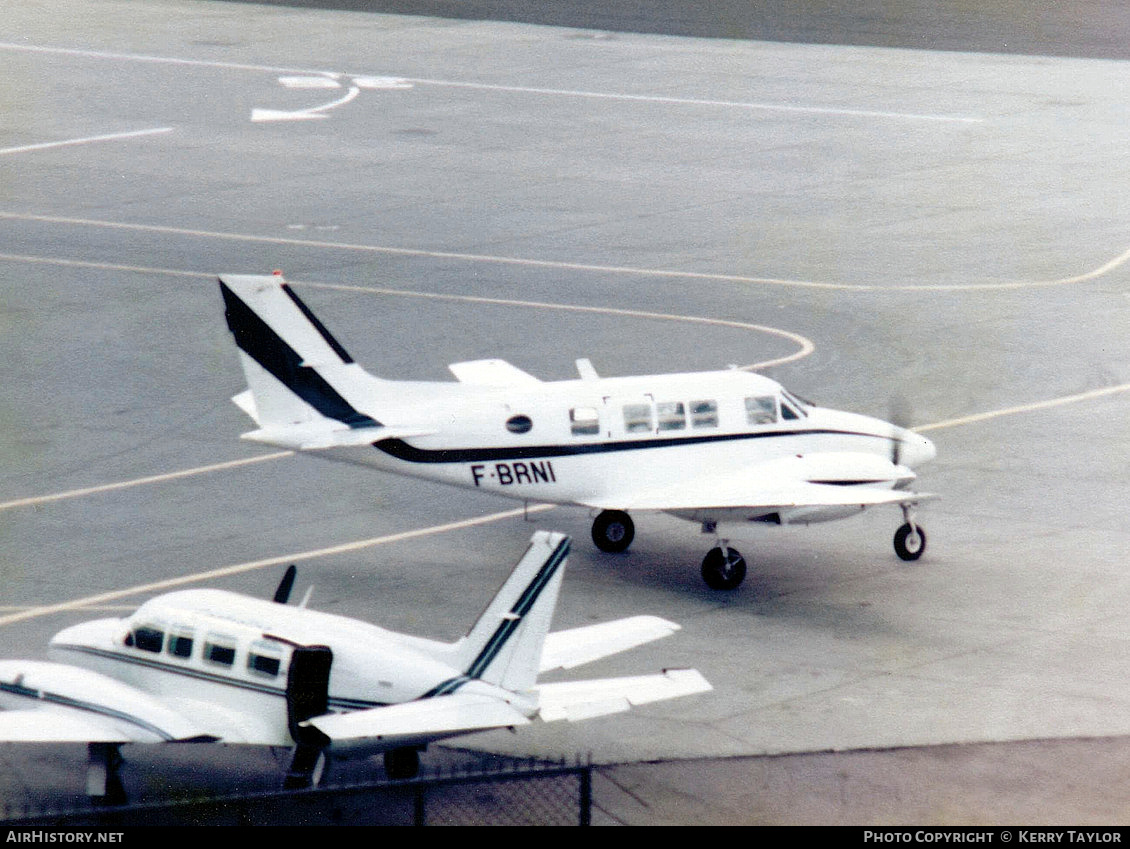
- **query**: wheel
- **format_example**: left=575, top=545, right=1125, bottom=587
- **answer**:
left=383, top=746, right=420, bottom=780
left=894, top=522, right=926, bottom=561
left=591, top=510, right=634, bottom=553
left=701, top=546, right=747, bottom=590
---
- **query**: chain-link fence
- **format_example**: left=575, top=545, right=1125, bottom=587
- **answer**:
left=2, top=758, right=593, bottom=826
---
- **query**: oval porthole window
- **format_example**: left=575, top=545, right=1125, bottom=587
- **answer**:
left=506, top=414, right=533, bottom=434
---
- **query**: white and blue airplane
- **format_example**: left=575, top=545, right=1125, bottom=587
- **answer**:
left=0, top=531, right=708, bottom=802
left=219, top=274, right=936, bottom=591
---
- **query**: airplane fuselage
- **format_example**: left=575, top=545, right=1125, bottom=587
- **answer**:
left=45, top=589, right=509, bottom=748
left=305, top=368, right=933, bottom=524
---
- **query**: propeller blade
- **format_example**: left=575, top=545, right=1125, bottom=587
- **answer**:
left=888, top=394, right=913, bottom=467
left=273, top=565, right=297, bottom=604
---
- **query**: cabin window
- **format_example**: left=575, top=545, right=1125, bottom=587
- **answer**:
left=204, top=635, right=237, bottom=667
left=505, top=414, right=533, bottom=434
left=781, top=401, right=800, bottom=421
left=690, top=400, right=718, bottom=428
left=130, top=624, right=164, bottom=654
left=167, top=628, right=194, bottom=660
left=656, top=401, right=686, bottom=431
left=570, top=407, right=599, bottom=436
left=247, top=641, right=283, bottom=678
left=622, top=403, right=653, bottom=434
left=745, top=396, right=777, bottom=425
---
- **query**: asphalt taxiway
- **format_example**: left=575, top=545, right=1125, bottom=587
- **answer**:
left=2, top=0, right=1130, bottom=825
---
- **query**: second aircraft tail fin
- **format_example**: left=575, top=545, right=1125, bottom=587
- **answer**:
left=449, top=531, right=570, bottom=694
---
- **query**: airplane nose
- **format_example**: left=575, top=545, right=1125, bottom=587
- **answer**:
left=898, top=429, right=936, bottom=468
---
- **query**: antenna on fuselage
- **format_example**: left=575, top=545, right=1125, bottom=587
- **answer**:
left=273, top=565, right=297, bottom=604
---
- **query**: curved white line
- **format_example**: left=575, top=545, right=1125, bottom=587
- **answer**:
left=0, top=212, right=1125, bottom=292
left=303, top=280, right=814, bottom=370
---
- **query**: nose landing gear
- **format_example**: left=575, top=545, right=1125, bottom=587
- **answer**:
left=894, top=504, right=926, bottom=561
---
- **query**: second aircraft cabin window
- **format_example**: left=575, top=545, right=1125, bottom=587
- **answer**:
left=127, top=624, right=164, bottom=653
left=204, top=636, right=237, bottom=668
left=166, top=628, right=194, bottom=660
left=247, top=641, right=283, bottom=678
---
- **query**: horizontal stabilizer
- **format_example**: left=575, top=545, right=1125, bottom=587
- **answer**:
left=305, top=692, right=530, bottom=744
left=241, top=423, right=435, bottom=451
left=448, top=359, right=542, bottom=387
left=535, top=668, right=712, bottom=722
left=540, top=616, right=682, bottom=672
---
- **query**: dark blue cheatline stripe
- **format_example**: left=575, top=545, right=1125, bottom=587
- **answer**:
left=420, top=537, right=570, bottom=700
left=52, top=644, right=381, bottom=713
left=373, top=427, right=897, bottom=464
left=0, top=678, right=210, bottom=742
left=219, top=280, right=379, bottom=429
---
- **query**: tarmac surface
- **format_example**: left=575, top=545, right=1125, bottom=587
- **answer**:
left=2, top=0, right=1130, bottom=825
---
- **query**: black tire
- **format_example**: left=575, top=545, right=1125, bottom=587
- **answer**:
left=701, top=546, right=747, bottom=590
left=894, top=523, right=926, bottom=561
left=592, top=510, right=635, bottom=553
left=383, top=747, right=420, bottom=780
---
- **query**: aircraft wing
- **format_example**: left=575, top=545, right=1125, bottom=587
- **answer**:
left=533, top=669, right=712, bottom=722
left=304, top=692, right=532, bottom=749
left=540, top=616, right=683, bottom=672
left=585, top=453, right=934, bottom=513
left=0, top=661, right=219, bottom=744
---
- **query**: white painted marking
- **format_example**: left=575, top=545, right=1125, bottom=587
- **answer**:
left=0, top=452, right=293, bottom=512
left=249, top=108, right=328, bottom=123
left=0, top=211, right=1125, bottom=293
left=354, top=76, right=413, bottom=90
left=304, top=280, right=814, bottom=371
left=251, top=85, right=360, bottom=122
left=279, top=75, right=341, bottom=89
left=914, top=383, right=1130, bottom=433
left=0, top=41, right=982, bottom=124
left=0, top=504, right=555, bottom=626
left=406, top=77, right=984, bottom=123
left=0, top=127, right=172, bottom=157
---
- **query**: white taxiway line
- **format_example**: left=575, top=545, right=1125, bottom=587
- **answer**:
left=0, top=127, right=173, bottom=157
left=914, top=382, right=1130, bottom=433
left=0, top=504, right=557, bottom=627
left=0, top=41, right=981, bottom=125
left=0, top=452, right=293, bottom=512
left=2, top=211, right=1127, bottom=292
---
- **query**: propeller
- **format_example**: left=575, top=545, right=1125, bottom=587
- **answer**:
left=273, top=564, right=297, bottom=604
left=888, top=394, right=913, bottom=467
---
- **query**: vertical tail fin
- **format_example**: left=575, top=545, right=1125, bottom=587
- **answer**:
left=218, top=274, right=380, bottom=431
left=451, top=531, right=570, bottom=694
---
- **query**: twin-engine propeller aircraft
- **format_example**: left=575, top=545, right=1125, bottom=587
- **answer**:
left=219, top=274, right=936, bottom=591
left=0, top=532, right=709, bottom=802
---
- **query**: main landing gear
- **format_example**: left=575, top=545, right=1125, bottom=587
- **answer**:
left=591, top=509, right=634, bottom=553
left=383, top=746, right=421, bottom=780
